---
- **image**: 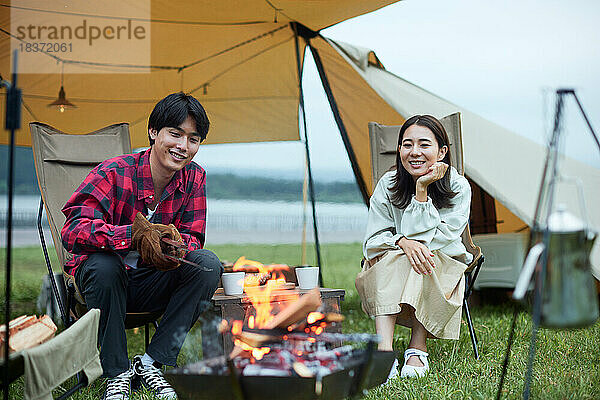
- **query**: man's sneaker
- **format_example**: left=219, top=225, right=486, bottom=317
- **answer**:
left=103, top=368, right=133, bottom=400
left=132, top=355, right=177, bottom=399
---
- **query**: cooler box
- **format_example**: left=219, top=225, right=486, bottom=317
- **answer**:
left=472, top=233, right=528, bottom=289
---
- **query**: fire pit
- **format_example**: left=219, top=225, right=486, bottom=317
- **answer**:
left=170, top=258, right=392, bottom=399
left=165, top=345, right=395, bottom=400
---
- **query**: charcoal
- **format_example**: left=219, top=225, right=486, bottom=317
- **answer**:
left=243, top=364, right=290, bottom=376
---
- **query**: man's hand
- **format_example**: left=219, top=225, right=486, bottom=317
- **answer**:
left=396, top=236, right=435, bottom=275
left=132, top=212, right=186, bottom=271
left=154, top=223, right=186, bottom=260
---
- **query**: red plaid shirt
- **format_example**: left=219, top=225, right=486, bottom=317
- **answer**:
left=61, top=148, right=206, bottom=276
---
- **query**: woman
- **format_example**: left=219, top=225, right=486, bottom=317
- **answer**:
left=356, top=115, right=472, bottom=380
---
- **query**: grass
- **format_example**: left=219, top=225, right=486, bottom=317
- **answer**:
left=1, top=244, right=599, bottom=399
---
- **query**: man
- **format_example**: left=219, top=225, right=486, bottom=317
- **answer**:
left=61, top=92, right=223, bottom=400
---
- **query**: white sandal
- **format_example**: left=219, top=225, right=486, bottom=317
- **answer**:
left=400, top=348, right=429, bottom=378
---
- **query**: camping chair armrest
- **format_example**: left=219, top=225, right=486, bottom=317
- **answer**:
left=464, top=253, right=484, bottom=299
left=461, top=226, right=479, bottom=253
left=464, top=247, right=483, bottom=273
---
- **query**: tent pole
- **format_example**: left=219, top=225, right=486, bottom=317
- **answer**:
left=293, top=25, right=323, bottom=285
left=301, top=159, right=308, bottom=265
left=2, top=51, right=21, bottom=400
left=308, top=39, right=370, bottom=206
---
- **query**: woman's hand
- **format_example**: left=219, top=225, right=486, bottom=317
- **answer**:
left=396, top=237, right=435, bottom=275
left=415, top=162, right=449, bottom=202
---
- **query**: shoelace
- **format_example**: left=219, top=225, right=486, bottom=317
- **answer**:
left=105, top=371, right=131, bottom=397
left=140, top=365, right=173, bottom=393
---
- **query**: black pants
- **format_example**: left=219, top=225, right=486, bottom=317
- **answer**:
left=75, top=249, right=223, bottom=378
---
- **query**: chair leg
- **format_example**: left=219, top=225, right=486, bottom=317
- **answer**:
left=65, top=284, right=75, bottom=328
left=38, top=197, right=69, bottom=327
left=141, top=320, right=159, bottom=351
left=464, top=298, right=479, bottom=359
left=55, top=372, right=88, bottom=400
left=145, top=323, right=150, bottom=351
left=466, top=256, right=485, bottom=298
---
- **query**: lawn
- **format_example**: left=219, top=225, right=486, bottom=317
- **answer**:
left=1, top=244, right=599, bottom=399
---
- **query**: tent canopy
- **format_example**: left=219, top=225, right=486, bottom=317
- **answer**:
left=310, top=36, right=600, bottom=277
left=2, top=1, right=598, bottom=277
left=0, top=0, right=396, bottom=147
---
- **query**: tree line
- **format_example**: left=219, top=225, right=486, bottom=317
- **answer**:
left=0, top=146, right=362, bottom=203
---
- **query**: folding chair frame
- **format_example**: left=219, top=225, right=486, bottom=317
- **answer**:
left=463, top=254, right=485, bottom=359
left=367, top=115, right=485, bottom=359
left=37, top=189, right=159, bottom=337
left=31, top=122, right=159, bottom=399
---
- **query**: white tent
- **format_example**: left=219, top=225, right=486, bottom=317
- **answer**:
left=1, top=1, right=598, bottom=279
left=307, top=36, right=600, bottom=279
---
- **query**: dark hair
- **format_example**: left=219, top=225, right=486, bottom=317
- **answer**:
left=147, top=92, right=210, bottom=146
left=389, top=114, right=457, bottom=209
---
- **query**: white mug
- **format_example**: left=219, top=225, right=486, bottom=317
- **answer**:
left=222, top=272, right=245, bottom=295
left=295, top=267, right=319, bottom=290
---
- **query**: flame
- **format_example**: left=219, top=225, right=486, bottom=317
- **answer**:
left=252, top=347, right=271, bottom=360
left=229, top=256, right=339, bottom=363
left=232, top=320, right=243, bottom=336
left=307, top=312, right=325, bottom=324
left=234, top=339, right=271, bottom=360
left=233, top=256, right=264, bottom=271
left=233, top=257, right=289, bottom=282
left=245, top=284, right=277, bottom=327
left=235, top=256, right=296, bottom=328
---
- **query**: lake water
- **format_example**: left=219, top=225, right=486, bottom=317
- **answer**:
left=0, top=195, right=368, bottom=244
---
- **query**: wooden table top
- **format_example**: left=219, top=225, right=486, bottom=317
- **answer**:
left=212, top=287, right=345, bottom=305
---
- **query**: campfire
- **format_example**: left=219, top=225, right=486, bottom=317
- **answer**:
left=166, top=257, right=395, bottom=400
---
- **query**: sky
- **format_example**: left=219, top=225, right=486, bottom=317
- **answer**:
left=194, top=0, right=600, bottom=182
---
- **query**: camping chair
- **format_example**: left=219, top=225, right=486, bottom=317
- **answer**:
left=368, top=113, right=485, bottom=359
left=30, top=122, right=160, bottom=347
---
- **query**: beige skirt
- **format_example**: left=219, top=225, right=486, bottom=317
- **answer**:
left=355, top=250, right=467, bottom=340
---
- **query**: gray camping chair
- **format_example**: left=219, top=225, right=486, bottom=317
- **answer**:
left=30, top=122, right=160, bottom=345
left=368, top=113, right=484, bottom=359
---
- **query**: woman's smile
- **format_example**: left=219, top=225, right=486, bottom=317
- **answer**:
left=400, top=125, right=444, bottom=179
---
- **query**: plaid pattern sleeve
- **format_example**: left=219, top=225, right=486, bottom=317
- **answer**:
left=176, top=166, right=206, bottom=251
left=61, top=149, right=207, bottom=275
left=61, top=159, right=134, bottom=256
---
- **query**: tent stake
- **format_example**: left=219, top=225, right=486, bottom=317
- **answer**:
left=293, top=25, right=323, bottom=285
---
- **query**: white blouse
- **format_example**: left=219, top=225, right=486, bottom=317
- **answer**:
left=363, top=167, right=473, bottom=264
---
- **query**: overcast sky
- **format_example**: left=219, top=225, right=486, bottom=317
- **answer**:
left=195, top=0, right=600, bottom=182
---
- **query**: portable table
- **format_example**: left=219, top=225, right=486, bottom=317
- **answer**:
left=202, top=287, right=346, bottom=357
